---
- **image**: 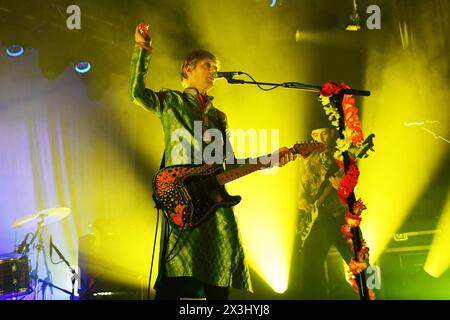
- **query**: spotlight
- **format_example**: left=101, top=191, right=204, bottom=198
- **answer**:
left=6, top=45, right=24, bottom=57
left=295, top=30, right=301, bottom=42
left=345, top=0, right=361, bottom=31
left=75, top=62, right=92, bottom=74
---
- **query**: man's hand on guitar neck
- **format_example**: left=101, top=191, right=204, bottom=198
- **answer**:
left=258, top=147, right=297, bottom=168
left=276, top=147, right=297, bottom=166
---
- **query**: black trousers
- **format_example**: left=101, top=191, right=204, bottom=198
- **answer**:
left=292, top=213, right=354, bottom=299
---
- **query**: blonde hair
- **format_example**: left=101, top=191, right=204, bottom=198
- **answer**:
left=180, top=50, right=219, bottom=81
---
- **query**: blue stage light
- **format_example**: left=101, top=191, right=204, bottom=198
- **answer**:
left=6, top=45, right=24, bottom=57
left=75, top=62, right=92, bottom=74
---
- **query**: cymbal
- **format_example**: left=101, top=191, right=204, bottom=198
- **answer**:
left=13, top=207, right=71, bottom=229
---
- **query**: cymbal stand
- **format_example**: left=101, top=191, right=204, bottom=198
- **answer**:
left=32, top=215, right=53, bottom=300
left=40, top=242, right=53, bottom=299
left=33, top=216, right=44, bottom=300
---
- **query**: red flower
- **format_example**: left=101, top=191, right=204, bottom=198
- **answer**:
left=336, top=158, right=360, bottom=204
left=320, top=81, right=364, bottom=146
left=320, top=82, right=342, bottom=97
left=368, top=289, right=376, bottom=300
left=341, top=224, right=353, bottom=238
left=349, top=258, right=367, bottom=274
left=342, top=94, right=364, bottom=145
left=345, top=212, right=362, bottom=228
left=357, top=241, right=371, bottom=260
left=340, top=82, right=350, bottom=90
left=347, top=263, right=376, bottom=299
left=353, top=199, right=367, bottom=215
left=320, top=81, right=350, bottom=97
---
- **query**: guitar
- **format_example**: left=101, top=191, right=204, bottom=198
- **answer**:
left=154, top=141, right=325, bottom=229
left=296, top=134, right=375, bottom=252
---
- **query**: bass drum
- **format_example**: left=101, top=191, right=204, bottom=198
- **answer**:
left=0, top=253, right=31, bottom=299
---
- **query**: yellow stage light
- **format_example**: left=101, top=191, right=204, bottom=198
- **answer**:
left=424, top=190, right=450, bottom=278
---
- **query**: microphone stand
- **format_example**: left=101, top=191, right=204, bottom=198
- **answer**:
left=225, top=77, right=371, bottom=96
left=226, top=76, right=371, bottom=300
left=50, top=241, right=78, bottom=300
left=38, top=279, right=72, bottom=297
left=331, top=91, right=370, bottom=300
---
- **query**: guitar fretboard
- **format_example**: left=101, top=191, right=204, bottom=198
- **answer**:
left=216, top=141, right=328, bottom=185
left=216, top=163, right=266, bottom=185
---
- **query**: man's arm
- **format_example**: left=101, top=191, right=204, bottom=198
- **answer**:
left=129, top=23, right=165, bottom=115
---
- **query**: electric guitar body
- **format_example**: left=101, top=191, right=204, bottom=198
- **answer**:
left=153, top=163, right=242, bottom=229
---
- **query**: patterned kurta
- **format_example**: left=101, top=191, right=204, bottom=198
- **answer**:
left=129, top=47, right=252, bottom=295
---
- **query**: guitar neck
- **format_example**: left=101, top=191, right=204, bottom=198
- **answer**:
left=216, top=141, right=327, bottom=186
left=316, top=184, right=334, bottom=207
left=216, top=163, right=267, bottom=185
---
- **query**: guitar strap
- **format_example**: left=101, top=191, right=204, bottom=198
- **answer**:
left=217, top=113, right=233, bottom=165
left=219, top=125, right=227, bottom=164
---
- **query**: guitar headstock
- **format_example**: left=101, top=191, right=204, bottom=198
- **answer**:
left=355, top=133, right=375, bottom=159
left=292, top=141, right=326, bottom=159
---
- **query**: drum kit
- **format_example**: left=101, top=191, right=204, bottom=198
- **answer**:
left=0, top=207, right=72, bottom=300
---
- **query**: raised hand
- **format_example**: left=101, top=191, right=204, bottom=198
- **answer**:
left=135, top=23, right=152, bottom=51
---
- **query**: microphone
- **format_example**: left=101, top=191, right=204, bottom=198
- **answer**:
left=213, top=71, right=243, bottom=79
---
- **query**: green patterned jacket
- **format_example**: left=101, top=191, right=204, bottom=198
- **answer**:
left=129, top=47, right=252, bottom=295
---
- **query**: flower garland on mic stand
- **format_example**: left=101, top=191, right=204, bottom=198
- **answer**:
left=319, top=81, right=375, bottom=300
